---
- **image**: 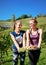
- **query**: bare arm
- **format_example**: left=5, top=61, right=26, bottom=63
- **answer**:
left=23, top=33, right=26, bottom=48
left=37, top=29, right=43, bottom=48
left=26, top=30, right=32, bottom=47
left=26, top=30, right=30, bottom=47
left=10, top=33, right=20, bottom=51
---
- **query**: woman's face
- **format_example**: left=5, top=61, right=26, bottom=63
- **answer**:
left=15, top=22, right=22, bottom=30
left=29, top=20, right=37, bottom=29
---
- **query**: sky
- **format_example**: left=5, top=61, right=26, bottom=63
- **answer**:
left=0, top=0, right=46, bottom=20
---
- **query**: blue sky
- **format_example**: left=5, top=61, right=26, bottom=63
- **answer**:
left=0, top=0, right=46, bottom=20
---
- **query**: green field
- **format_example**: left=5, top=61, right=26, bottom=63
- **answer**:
left=0, top=17, right=46, bottom=65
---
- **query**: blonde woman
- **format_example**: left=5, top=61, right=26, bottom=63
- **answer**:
left=10, top=20, right=26, bottom=65
left=26, top=18, right=43, bottom=65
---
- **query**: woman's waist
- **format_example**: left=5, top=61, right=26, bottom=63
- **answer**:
left=30, top=39, right=39, bottom=45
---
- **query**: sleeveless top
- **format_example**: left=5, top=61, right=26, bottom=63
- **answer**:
left=10, top=30, right=25, bottom=51
left=29, top=28, right=39, bottom=46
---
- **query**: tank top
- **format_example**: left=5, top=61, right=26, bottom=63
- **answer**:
left=29, top=28, right=39, bottom=46
left=10, top=30, right=25, bottom=51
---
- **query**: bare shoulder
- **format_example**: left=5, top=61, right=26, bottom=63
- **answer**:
left=10, top=33, right=12, bottom=36
left=26, top=29, right=30, bottom=34
left=38, top=28, right=43, bottom=34
left=10, top=32, right=14, bottom=38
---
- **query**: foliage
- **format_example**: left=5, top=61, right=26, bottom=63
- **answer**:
left=0, top=17, right=46, bottom=65
left=16, top=14, right=32, bottom=20
left=37, top=13, right=46, bottom=17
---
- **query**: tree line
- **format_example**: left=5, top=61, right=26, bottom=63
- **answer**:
left=0, top=14, right=46, bottom=22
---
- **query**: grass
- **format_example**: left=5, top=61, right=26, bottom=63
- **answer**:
left=0, top=17, right=46, bottom=28
left=0, top=17, right=46, bottom=65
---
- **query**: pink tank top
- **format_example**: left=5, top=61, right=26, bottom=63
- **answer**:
left=29, top=28, right=39, bottom=46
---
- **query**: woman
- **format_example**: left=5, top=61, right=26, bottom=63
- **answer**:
left=26, top=18, right=43, bottom=65
left=10, top=20, right=26, bottom=65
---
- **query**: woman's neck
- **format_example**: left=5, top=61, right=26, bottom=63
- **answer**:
left=32, top=27, right=37, bottom=31
left=15, top=29, right=20, bottom=34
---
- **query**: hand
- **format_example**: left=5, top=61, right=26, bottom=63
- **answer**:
left=33, top=45, right=40, bottom=50
left=26, top=45, right=37, bottom=50
left=26, top=46, right=32, bottom=50
left=37, top=45, right=40, bottom=49
left=17, top=47, right=20, bottom=52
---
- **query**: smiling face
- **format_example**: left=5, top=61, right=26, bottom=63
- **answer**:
left=14, top=20, right=22, bottom=31
left=29, top=19, right=37, bottom=29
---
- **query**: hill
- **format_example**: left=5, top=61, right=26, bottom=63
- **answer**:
left=0, top=17, right=46, bottom=30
